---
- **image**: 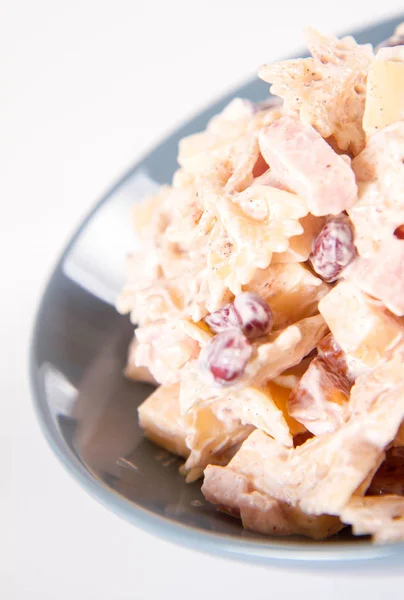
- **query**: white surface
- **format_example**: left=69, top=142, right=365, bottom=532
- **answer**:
left=2, top=1, right=404, bottom=598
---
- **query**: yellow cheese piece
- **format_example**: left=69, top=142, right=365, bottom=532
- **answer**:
left=363, top=59, right=404, bottom=135
left=139, top=381, right=252, bottom=471
left=138, top=383, right=189, bottom=458
left=267, top=381, right=307, bottom=437
left=319, top=282, right=404, bottom=369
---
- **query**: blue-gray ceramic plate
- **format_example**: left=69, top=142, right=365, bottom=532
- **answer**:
left=30, top=15, right=404, bottom=563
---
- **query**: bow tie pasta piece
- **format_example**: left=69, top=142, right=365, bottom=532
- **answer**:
left=202, top=185, right=308, bottom=293
left=244, top=315, right=328, bottom=386
left=259, top=28, right=373, bottom=154
left=117, top=184, right=214, bottom=325
left=118, top=273, right=191, bottom=326
left=244, top=262, right=330, bottom=329
left=130, top=184, right=203, bottom=250
left=178, top=98, right=283, bottom=193
left=219, top=386, right=294, bottom=447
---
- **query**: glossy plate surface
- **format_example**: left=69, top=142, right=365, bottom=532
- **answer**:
left=31, top=15, right=404, bottom=563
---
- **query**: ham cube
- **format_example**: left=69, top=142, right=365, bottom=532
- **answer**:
left=202, top=461, right=343, bottom=539
left=202, top=431, right=343, bottom=539
left=287, top=334, right=355, bottom=436
left=259, top=116, right=357, bottom=216
left=341, top=496, right=404, bottom=543
left=287, top=357, right=351, bottom=436
left=343, top=236, right=404, bottom=316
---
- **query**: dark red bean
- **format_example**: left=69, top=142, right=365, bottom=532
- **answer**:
left=233, top=292, right=273, bottom=339
left=198, top=329, right=252, bottom=386
left=394, top=225, right=404, bottom=240
left=204, top=302, right=241, bottom=333
left=309, top=216, right=356, bottom=282
left=204, top=293, right=273, bottom=339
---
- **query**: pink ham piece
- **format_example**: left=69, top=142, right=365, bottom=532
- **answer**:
left=343, top=236, right=404, bottom=316
left=287, top=334, right=354, bottom=436
left=287, top=356, right=351, bottom=436
left=202, top=430, right=344, bottom=540
left=258, top=116, right=357, bottom=216
left=341, top=496, right=404, bottom=543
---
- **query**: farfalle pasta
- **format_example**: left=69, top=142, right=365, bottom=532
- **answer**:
left=117, top=24, right=404, bottom=543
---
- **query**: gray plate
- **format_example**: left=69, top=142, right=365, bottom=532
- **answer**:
left=30, top=15, right=404, bottom=563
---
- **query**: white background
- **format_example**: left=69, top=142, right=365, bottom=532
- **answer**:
left=2, top=1, right=404, bottom=598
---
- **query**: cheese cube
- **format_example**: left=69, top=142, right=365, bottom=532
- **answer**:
left=318, top=282, right=404, bottom=369
left=363, top=58, right=404, bottom=134
left=138, top=383, right=189, bottom=458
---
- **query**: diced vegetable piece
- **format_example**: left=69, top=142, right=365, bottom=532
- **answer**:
left=363, top=57, right=404, bottom=135
left=319, top=281, right=404, bottom=368
left=138, top=383, right=189, bottom=457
